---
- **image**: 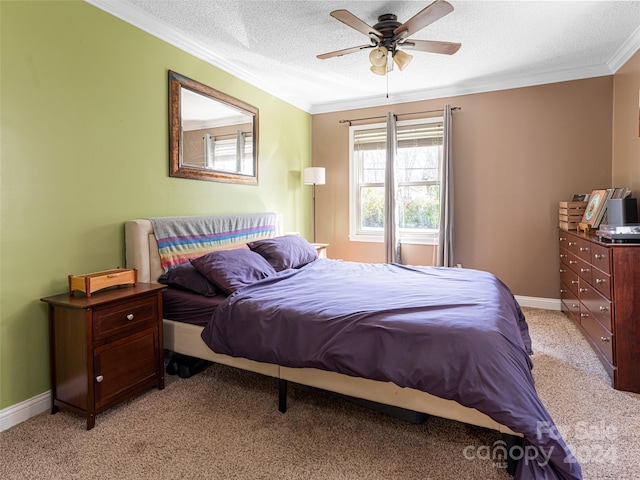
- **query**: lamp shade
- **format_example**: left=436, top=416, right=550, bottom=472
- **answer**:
left=368, top=46, right=388, bottom=67
left=303, top=167, right=326, bottom=185
left=370, top=64, right=386, bottom=76
left=393, top=50, right=413, bottom=71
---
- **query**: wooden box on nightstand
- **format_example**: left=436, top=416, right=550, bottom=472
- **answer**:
left=41, top=283, right=166, bottom=429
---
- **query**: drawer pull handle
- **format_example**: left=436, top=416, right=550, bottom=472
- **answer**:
left=126, top=314, right=134, bottom=321
left=571, top=280, right=579, bottom=285
left=560, top=289, right=567, bottom=293
left=560, top=254, right=567, bottom=258
left=579, top=288, right=587, bottom=293
left=595, top=278, right=605, bottom=284
left=568, top=242, right=577, bottom=246
left=572, top=303, right=579, bottom=308
left=581, top=313, right=589, bottom=317
left=600, top=337, right=610, bottom=343
left=594, top=254, right=604, bottom=260
left=599, top=306, right=609, bottom=312
left=579, top=247, right=589, bottom=252
left=96, top=375, right=104, bottom=383
left=580, top=268, right=589, bottom=273
left=569, top=260, right=577, bottom=264
left=560, top=237, right=567, bottom=242
left=560, top=269, right=566, bottom=273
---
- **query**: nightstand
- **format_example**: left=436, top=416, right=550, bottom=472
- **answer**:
left=313, top=243, right=329, bottom=258
left=41, top=283, right=166, bottom=429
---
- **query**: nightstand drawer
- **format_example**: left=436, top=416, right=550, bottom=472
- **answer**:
left=93, top=295, right=158, bottom=341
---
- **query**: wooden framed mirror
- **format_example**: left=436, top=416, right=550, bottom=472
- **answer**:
left=169, top=71, right=258, bottom=185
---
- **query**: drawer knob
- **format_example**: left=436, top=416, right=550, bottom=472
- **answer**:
left=126, top=313, right=134, bottom=321
left=96, top=375, right=104, bottom=383
left=600, top=336, right=610, bottom=343
left=595, top=278, right=605, bottom=284
left=599, top=306, right=609, bottom=312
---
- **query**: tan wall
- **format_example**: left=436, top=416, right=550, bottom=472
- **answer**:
left=612, top=50, right=640, bottom=191
left=312, top=77, right=614, bottom=299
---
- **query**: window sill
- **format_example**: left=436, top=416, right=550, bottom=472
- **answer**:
left=349, top=234, right=438, bottom=246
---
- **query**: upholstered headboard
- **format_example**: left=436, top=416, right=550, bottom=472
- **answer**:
left=125, top=214, right=283, bottom=283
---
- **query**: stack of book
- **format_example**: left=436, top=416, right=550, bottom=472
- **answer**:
left=559, top=201, right=587, bottom=230
left=580, top=187, right=632, bottom=229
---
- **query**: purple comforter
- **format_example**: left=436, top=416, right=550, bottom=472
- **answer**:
left=201, top=259, right=581, bottom=480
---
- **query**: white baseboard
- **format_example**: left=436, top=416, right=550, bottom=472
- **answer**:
left=515, top=295, right=562, bottom=311
left=0, top=390, right=51, bottom=432
left=0, top=296, right=560, bottom=431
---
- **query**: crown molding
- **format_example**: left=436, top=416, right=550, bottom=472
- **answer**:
left=86, top=0, right=637, bottom=116
left=309, top=64, right=613, bottom=114
left=85, top=0, right=313, bottom=112
left=608, top=24, right=640, bottom=72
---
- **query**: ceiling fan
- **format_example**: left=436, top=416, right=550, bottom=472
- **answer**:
left=317, top=0, right=461, bottom=76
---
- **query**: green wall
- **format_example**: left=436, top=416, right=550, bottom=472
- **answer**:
left=0, top=1, right=312, bottom=409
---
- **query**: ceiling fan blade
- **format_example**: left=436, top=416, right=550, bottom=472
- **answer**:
left=393, top=0, right=454, bottom=40
left=317, top=44, right=374, bottom=60
left=330, top=9, right=383, bottom=39
left=400, top=39, right=461, bottom=55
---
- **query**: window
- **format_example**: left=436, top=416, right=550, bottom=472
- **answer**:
left=204, top=132, right=253, bottom=175
left=349, top=117, right=443, bottom=244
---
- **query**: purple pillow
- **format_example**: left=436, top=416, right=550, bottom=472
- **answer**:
left=158, top=263, right=220, bottom=297
left=248, top=235, right=318, bottom=271
left=190, top=249, right=276, bottom=294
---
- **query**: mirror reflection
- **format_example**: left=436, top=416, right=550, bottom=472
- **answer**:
left=169, top=71, right=259, bottom=184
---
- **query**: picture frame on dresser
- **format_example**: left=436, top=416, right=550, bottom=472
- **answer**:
left=581, top=189, right=608, bottom=227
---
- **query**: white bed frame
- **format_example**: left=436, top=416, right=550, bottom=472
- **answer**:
left=125, top=218, right=520, bottom=437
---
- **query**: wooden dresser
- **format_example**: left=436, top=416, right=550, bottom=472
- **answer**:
left=41, top=283, right=166, bottom=429
left=558, top=229, right=640, bottom=393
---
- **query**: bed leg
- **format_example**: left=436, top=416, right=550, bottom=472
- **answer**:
left=501, top=433, right=523, bottom=476
left=278, top=379, right=288, bottom=413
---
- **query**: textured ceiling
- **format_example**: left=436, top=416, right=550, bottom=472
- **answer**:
left=88, top=0, right=640, bottom=113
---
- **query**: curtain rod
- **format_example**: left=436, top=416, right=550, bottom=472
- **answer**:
left=338, top=107, right=460, bottom=126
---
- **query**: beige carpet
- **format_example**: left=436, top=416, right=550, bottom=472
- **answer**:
left=1, top=308, right=638, bottom=479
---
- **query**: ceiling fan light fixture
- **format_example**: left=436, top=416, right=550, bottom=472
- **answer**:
left=393, top=49, right=413, bottom=71
left=368, top=46, right=388, bottom=67
left=370, top=64, right=387, bottom=76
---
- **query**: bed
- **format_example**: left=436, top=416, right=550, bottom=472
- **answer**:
left=125, top=213, right=581, bottom=480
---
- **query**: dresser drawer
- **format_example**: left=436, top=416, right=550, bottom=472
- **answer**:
left=575, top=257, right=592, bottom=285
left=580, top=309, right=614, bottom=366
left=564, top=252, right=581, bottom=274
left=591, top=270, right=611, bottom=299
left=575, top=237, right=592, bottom=262
left=93, top=294, right=158, bottom=341
left=581, top=285, right=613, bottom=331
left=560, top=264, right=579, bottom=297
left=590, top=243, right=611, bottom=275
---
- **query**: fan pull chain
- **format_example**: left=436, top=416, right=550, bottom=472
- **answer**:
left=386, top=71, right=389, bottom=99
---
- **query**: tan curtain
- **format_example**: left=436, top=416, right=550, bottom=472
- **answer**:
left=384, top=112, right=401, bottom=264
left=437, top=105, right=454, bottom=267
